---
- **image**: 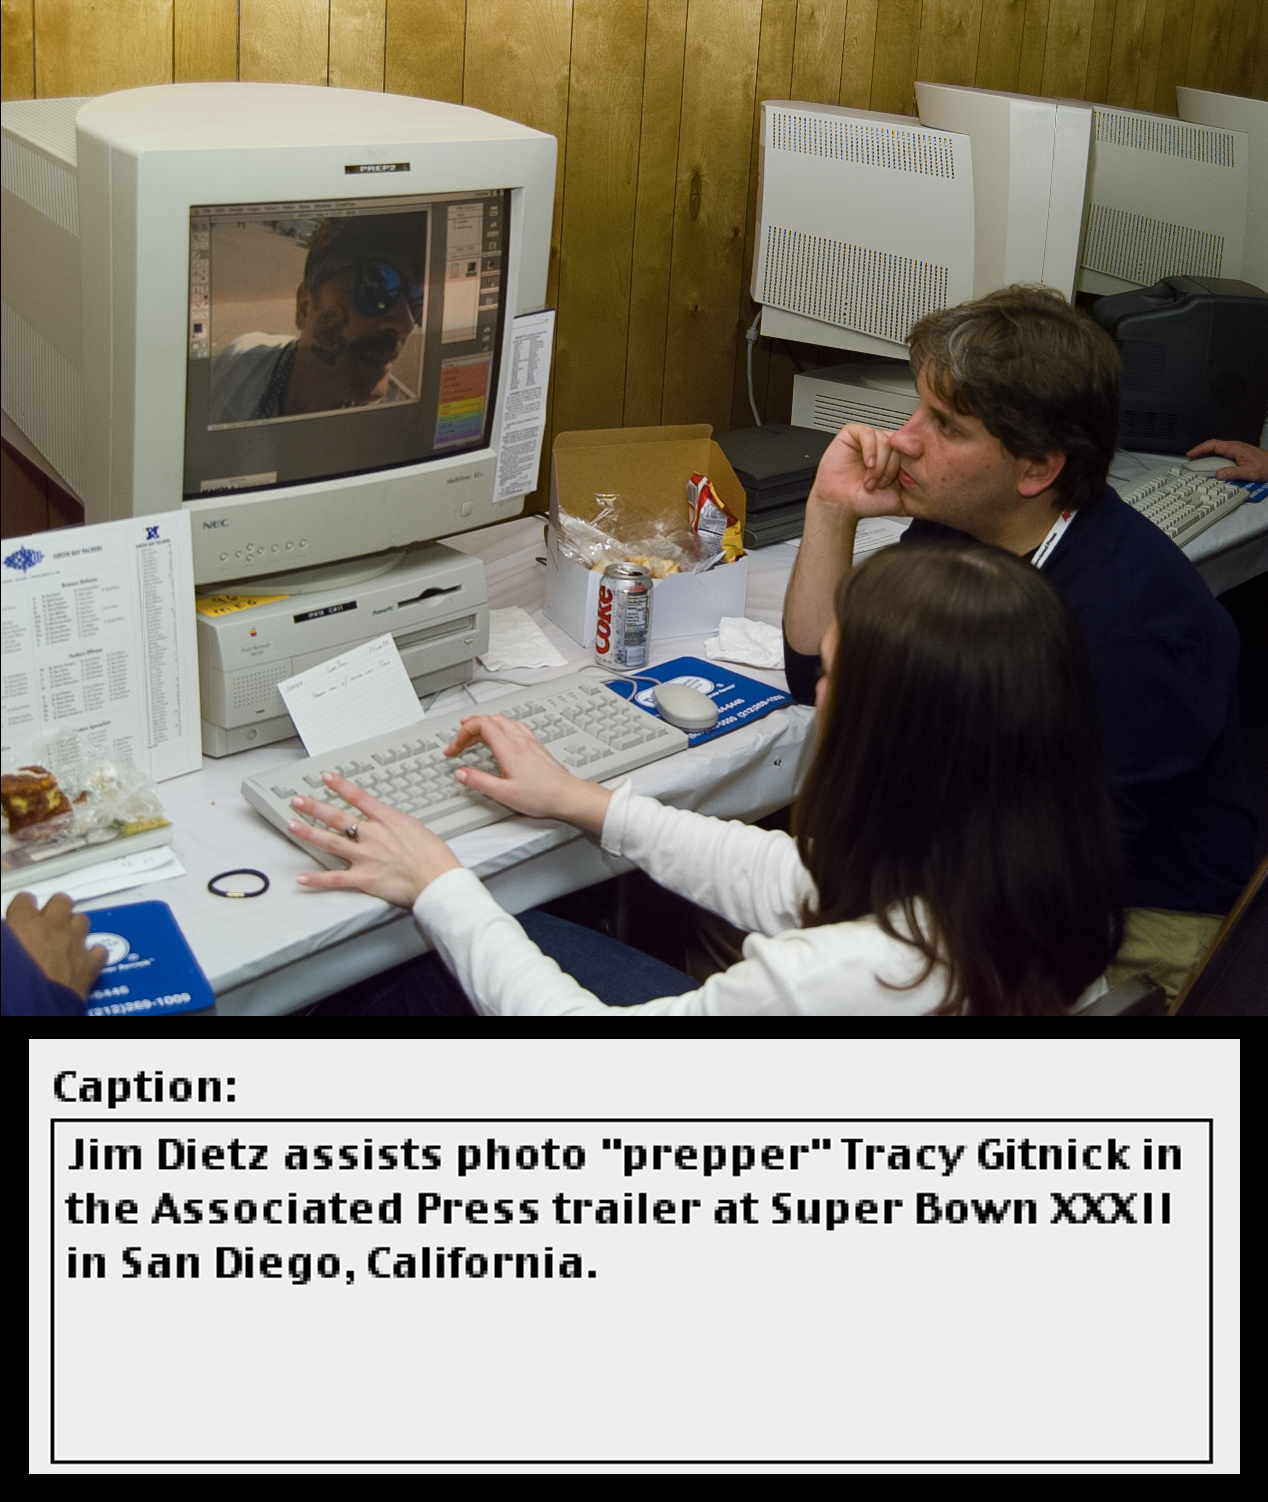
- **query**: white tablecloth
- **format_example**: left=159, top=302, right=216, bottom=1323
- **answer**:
left=83, top=519, right=813, bottom=1015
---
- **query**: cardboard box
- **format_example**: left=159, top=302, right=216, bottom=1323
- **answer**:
left=544, top=425, right=750, bottom=647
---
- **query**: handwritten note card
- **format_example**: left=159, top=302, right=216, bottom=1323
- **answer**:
left=275, top=634, right=424, bottom=757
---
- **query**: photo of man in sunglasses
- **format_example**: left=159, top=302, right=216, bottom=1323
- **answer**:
left=209, top=212, right=427, bottom=426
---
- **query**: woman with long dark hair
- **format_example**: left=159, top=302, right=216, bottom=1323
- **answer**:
left=289, top=544, right=1123, bottom=1016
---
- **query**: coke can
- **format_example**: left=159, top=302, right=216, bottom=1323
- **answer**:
left=594, top=562, right=652, bottom=672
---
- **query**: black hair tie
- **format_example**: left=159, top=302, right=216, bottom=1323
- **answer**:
left=208, top=868, right=270, bottom=899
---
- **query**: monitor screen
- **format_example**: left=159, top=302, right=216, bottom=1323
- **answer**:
left=182, top=187, right=510, bottom=498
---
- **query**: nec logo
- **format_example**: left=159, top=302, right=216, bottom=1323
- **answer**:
left=202, top=519, right=230, bottom=529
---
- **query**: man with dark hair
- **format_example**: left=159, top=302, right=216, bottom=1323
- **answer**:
left=782, top=285, right=1255, bottom=1004
left=210, top=213, right=426, bottom=424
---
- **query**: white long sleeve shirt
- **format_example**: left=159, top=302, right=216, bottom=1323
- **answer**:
left=412, top=782, right=951, bottom=1016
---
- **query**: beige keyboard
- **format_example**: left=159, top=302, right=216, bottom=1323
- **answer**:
left=242, top=670, right=689, bottom=867
left=1117, top=466, right=1247, bottom=547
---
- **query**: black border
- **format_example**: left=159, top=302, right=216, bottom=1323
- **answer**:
left=47, top=1115, right=1215, bottom=1467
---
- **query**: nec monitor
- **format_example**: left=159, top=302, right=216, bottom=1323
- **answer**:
left=0, top=83, right=556, bottom=586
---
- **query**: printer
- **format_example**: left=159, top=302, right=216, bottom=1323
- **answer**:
left=1092, top=276, right=1268, bottom=455
left=196, top=544, right=489, bottom=756
left=714, top=423, right=834, bottom=548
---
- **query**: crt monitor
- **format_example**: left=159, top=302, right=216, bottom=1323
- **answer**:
left=1074, top=102, right=1249, bottom=297
left=750, top=99, right=975, bottom=360
left=0, top=84, right=556, bottom=586
left=915, top=82, right=1093, bottom=302
left=1176, top=88, right=1267, bottom=294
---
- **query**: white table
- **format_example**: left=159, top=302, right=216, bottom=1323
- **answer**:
left=97, top=518, right=813, bottom=1016
left=1185, top=498, right=1268, bottom=597
left=70, top=486, right=1266, bottom=1016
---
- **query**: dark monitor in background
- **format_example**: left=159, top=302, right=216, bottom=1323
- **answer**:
left=1092, top=276, right=1268, bottom=455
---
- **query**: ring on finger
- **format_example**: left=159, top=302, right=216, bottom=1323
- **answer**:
left=344, top=822, right=360, bottom=841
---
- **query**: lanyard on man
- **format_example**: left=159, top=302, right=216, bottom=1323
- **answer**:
left=1031, top=509, right=1074, bottom=569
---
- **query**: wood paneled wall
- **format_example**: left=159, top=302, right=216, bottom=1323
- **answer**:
left=3, top=0, right=1265, bottom=508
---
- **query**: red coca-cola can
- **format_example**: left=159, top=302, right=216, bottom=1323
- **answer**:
left=594, top=562, right=652, bottom=672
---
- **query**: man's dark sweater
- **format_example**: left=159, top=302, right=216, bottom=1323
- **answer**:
left=783, top=486, right=1256, bottom=914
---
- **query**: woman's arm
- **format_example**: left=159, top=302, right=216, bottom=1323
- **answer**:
left=600, top=784, right=815, bottom=936
left=286, top=714, right=815, bottom=937
left=419, top=869, right=937, bottom=1017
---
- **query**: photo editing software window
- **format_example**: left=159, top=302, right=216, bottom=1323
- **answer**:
left=183, top=188, right=510, bottom=498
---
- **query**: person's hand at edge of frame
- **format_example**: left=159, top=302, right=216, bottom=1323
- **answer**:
left=5, top=891, right=108, bottom=998
left=1186, top=438, right=1268, bottom=483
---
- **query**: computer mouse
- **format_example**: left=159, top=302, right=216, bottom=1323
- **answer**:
left=1185, top=455, right=1230, bottom=475
left=652, top=681, right=719, bottom=732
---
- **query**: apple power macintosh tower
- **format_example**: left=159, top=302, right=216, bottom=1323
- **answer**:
left=1, top=84, right=557, bottom=754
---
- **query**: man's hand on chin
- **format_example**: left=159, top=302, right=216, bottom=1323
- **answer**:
left=809, top=423, right=908, bottom=518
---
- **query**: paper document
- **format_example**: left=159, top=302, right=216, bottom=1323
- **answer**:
left=493, top=309, right=556, bottom=504
left=0, top=845, right=184, bottom=917
left=276, top=634, right=423, bottom=757
left=1, top=512, right=201, bottom=781
left=853, top=516, right=912, bottom=559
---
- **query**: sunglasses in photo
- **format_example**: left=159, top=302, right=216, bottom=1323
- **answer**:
left=312, top=257, right=425, bottom=322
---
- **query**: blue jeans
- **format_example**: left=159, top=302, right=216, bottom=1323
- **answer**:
left=312, top=909, right=697, bottom=1015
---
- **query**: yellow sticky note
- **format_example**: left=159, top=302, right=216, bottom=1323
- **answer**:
left=195, top=593, right=289, bottom=617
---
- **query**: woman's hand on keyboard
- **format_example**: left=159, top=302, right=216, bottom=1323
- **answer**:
left=289, top=773, right=461, bottom=906
left=445, top=714, right=613, bottom=836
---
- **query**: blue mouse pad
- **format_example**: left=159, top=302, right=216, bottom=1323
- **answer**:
left=85, top=901, right=215, bottom=1017
left=604, top=655, right=795, bottom=747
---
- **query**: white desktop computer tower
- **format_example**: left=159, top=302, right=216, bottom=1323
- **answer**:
left=790, top=361, right=918, bottom=436
left=751, top=100, right=975, bottom=358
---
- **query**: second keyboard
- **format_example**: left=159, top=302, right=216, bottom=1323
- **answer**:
left=1117, top=466, right=1247, bottom=547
